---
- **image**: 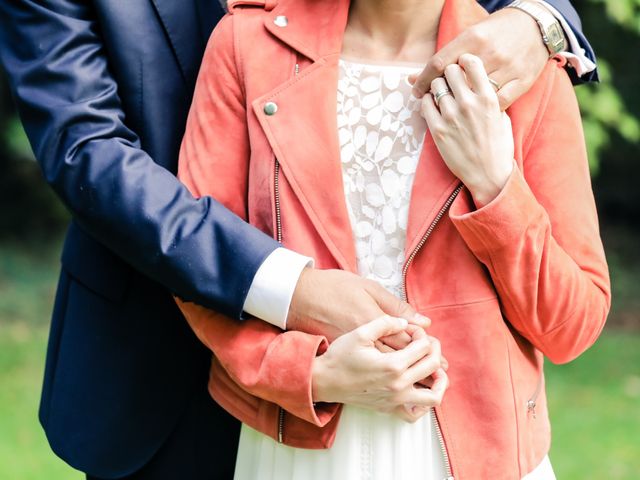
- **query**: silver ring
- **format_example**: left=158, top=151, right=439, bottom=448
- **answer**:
left=433, top=88, right=452, bottom=106
left=488, top=77, right=501, bottom=91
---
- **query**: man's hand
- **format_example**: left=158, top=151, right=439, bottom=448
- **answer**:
left=312, top=316, right=448, bottom=420
left=287, top=268, right=430, bottom=347
left=410, top=7, right=550, bottom=110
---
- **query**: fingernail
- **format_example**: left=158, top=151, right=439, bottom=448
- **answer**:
left=413, top=313, right=430, bottom=326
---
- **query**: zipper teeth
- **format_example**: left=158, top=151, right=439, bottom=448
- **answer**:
left=274, top=160, right=283, bottom=243
left=274, top=158, right=285, bottom=442
left=401, top=184, right=463, bottom=302
left=432, top=409, right=454, bottom=480
left=400, top=184, right=462, bottom=479
left=277, top=406, right=285, bottom=443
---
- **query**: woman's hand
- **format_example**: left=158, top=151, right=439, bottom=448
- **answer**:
left=421, top=54, right=515, bottom=207
left=312, top=316, right=448, bottom=420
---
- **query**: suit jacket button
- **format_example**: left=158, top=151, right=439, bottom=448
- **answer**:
left=264, top=102, right=278, bottom=115
left=273, top=15, right=288, bottom=27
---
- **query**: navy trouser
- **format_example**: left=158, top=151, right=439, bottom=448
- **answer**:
left=87, top=386, right=241, bottom=480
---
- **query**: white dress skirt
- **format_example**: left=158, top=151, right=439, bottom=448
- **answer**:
left=233, top=58, right=555, bottom=480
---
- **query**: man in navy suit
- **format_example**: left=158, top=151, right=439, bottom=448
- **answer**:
left=0, top=0, right=596, bottom=479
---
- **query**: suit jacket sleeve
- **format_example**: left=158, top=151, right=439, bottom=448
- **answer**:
left=0, top=0, right=280, bottom=318
left=175, top=14, right=339, bottom=425
left=479, top=0, right=597, bottom=82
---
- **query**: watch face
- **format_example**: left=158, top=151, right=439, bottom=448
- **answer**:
left=547, top=24, right=566, bottom=53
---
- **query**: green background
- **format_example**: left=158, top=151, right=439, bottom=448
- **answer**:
left=1, top=0, right=639, bottom=478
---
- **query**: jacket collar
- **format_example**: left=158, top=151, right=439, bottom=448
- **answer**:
left=253, top=0, right=488, bottom=271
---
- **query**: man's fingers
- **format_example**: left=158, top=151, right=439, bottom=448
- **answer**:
left=354, top=315, right=408, bottom=344
left=368, top=282, right=429, bottom=328
left=380, top=331, right=413, bottom=350
left=412, top=54, right=448, bottom=98
left=459, top=53, right=495, bottom=97
left=495, top=79, right=522, bottom=111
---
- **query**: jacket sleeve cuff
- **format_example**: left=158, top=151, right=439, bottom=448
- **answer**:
left=265, top=332, right=338, bottom=426
left=449, top=163, right=547, bottom=255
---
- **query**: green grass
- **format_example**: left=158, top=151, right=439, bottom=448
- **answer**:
left=546, top=334, right=640, bottom=479
left=1, top=241, right=639, bottom=479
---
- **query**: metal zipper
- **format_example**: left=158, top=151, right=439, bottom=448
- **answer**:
left=275, top=55, right=300, bottom=444
left=400, top=184, right=463, bottom=302
left=401, top=184, right=463, bottom=480
left=527, top=375, right=543, bottom=419
left=277, top=404, right=286, bottom=443
left=274, top=160, right=283, bottom=243
left=274, top=158, right=286, bottom=442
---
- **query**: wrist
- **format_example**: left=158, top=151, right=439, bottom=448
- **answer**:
left=466, top=162, right=513, bottom=208
left=506, top=0, right=567, bottom=56
left=311, top=354, right=335, bottom=403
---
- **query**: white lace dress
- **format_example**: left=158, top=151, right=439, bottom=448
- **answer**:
left=233, top=58, right=555, bottom=480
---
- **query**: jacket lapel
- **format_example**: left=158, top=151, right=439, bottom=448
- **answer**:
left=150, top=0, right=208, bottom=85
left=252, top=0, right=488, bottom=270
left=404, top=0, right=488, bottom=255
left=253, top=0, right=357, bottom=272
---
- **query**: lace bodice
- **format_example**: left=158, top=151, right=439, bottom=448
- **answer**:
left=338, top=59, right=426, bottom=297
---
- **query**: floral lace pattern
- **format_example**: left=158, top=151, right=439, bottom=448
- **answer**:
left=338, top=59, right=426, bottom=297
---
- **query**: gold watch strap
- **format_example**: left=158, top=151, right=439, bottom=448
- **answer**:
left=507, top=0, right=568, bottom=56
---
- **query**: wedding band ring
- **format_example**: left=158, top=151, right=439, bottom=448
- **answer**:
left=433, top=88, right=452, bottom=106
left=488, top=78, right=501, bottom=91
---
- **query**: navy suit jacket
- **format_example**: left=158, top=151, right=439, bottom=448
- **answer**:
left=0, top=0, right=593, bottom=478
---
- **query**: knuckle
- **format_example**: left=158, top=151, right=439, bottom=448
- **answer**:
left=428, top=56, right=446, bottom=75
left=440, top=108, right=457, bottom=123
left=457, top=98, right=474, bottom=115
left=432, top=124, right=449, bottom=142
left=388, top=379, right=405, bottom=394
left=444, top=63, right=458, bottom=76
left=468, top=27, right=488, bottom=46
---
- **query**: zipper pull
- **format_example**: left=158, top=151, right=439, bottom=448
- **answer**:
left=294, top=63, right=300, bottom=76
left=527, top=399, right=537, bottom=419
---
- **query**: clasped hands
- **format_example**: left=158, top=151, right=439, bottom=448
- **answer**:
left=288, top=268, right=448, bottom=423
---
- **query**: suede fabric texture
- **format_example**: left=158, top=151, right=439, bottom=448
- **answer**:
left=175, top=0, right=611, bottom=478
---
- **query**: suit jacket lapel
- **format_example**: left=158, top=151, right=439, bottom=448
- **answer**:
left=150, top=0, right=209, bottom=85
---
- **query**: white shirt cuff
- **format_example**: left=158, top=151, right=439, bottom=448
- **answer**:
left=536, top=0, right=597, bottom=77
left=242, top=247, right=314, bottom=330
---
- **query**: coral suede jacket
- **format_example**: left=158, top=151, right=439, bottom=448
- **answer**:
left=176, top=0, right=610, bottom=478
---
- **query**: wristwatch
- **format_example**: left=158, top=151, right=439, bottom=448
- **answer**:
left=507, top=0, right=568, bottom=56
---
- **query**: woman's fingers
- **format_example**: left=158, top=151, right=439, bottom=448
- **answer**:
left=459, top=53, right=496, bottom=98
left=385, top=336, right=432, bottom=371
left=402, top=368, right=448, bottom=407
left=429, top=76, right=456, bottom=117
left=442, top=63, right=471, bottom=100
left=353, top=315, right=409, bottom=345
left=401, top=337, right=442, bottom=385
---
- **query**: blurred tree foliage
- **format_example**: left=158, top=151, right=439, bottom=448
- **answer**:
left=0, top=0, right=639, bottom=240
